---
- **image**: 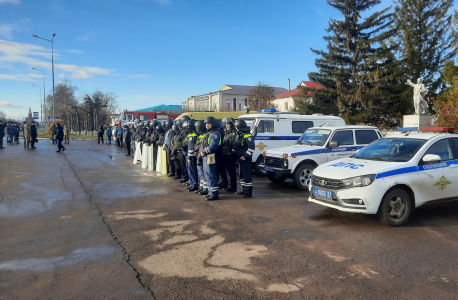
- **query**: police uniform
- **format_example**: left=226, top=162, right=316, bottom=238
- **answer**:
left=220, top=127, right=237, bottom=191
left=232, top=128, right=255, bottom=197
left=202, top=126, right=221, bottom=199
left=186, top=129, right=198, bottom=190
left=178, top=128, right=189, bottom=182
left=196, top=132, right=207, bottom=194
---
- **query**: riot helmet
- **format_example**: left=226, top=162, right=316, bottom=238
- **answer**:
left=171, top=124, right=179, bottom=131
left=180, top=115, right=191, bottom=123
left=186, top=120, right=196, bottom=131
left=235, top=119, right=248, bottom=131
left=195, top=120, right=206, bottom=134
left=204, top=116, right=217, bottom=128
left=222, top=117, right=235, bottom=128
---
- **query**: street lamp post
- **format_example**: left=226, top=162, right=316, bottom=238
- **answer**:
left=32, top=67, right=46, bottom=123
left=32, top=84, right=42, bottom=126
left=31, top=33, right=56, bottom=123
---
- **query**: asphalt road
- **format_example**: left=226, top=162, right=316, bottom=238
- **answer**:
left=1, top=141, right=458, bottom=299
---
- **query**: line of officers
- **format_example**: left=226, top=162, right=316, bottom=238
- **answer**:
left=127, top=116, right=255, bottom=200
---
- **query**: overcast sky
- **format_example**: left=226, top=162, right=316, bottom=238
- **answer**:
left=1, top=0, right=397, bottom=120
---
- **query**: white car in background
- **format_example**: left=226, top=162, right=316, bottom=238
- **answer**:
left=263, top=125, right=382, bottom=189
left=308, top=133, right=458, bottom=226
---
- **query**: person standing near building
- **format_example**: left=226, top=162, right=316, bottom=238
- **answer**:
left=55, top=122, right=65, bottom=152
left=200, top=116, right=221, bottom=201
left=30, top=121, right=37, bottom=149
left=232, top=119, right=255, bottom=197
left=117, top=125, right=124, bottom=147
left=64, top=124, right=70, bottom=144
left=50, top=123, right=57, bottom=144
left=0, top=120, right=6, bottom=149
left=124, top=124, right=131, bottom=156
left=105, top=124, right=112, bottom=145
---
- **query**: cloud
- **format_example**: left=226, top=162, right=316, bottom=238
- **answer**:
left=0, top=18, right=30, bottom=38
left=58, top=73, right=65, bottom=78
left=129, top=74, right=151, bottom=78
left=0, top=39, right=115, bottom=79
left=66, top=49, right=83, bottom=53
left=0, top=73, right=42, bottom=81
left=156, top=0, right=171, bottom=5
left=0, top=26, right=12, bottom=38
left=0, top=0, right=20, bottom=4
left=0, top=101, right=22, bottom=108
left=76, top=35, right=89, bottom=41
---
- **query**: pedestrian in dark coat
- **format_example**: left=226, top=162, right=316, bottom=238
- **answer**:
left=0, top=120, right=6, bottom=148
left=50, top=123, right=57, bottom=144
left=97, top=125, right=105, bottom=144
left=124, top=125, right=131, bottom=156
left=30, top=121, right=38, bottom=149
left=55, top=123, right=65, bottom=153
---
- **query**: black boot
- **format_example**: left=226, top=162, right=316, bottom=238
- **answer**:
left=235, top=187, right=244, bottom=195
left=244, top=185, right=252, bottom=197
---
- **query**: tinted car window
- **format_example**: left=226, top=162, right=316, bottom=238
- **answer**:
left=451, top=138, right=458, bottom=154
left=353, top=138, right=426, bottom=162
left=330, top=130, right=354, bottom=146
left=258, top=120, right=274, bottom=133
left=424, top=139, right=454, bottom=161
left=292, top=121, right=314, bottom=133
left=355, top=130, right=379, bottom=144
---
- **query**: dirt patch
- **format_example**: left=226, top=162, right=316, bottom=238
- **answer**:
left=109, top=210, right=168, bottom=220
left=162, top=234, right=199, bottom=245
left=258, top=284, right=300, bottom=293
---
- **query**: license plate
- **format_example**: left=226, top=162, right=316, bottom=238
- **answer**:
left=264, top=166, right=274, bottom=172
left=313, top=188, right=333, bottom=199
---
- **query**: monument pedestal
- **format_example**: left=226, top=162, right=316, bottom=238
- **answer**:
left=403, top=114, right=432, bottom=129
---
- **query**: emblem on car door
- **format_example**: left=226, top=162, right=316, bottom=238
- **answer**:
left=433, top=175, right=452, bottom=191
left=256, top=142, right=268, bottom=151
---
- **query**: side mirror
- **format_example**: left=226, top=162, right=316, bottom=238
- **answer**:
left=328, top=141, right=339, bottom=148
left=252, top=126, right=257, bottom=137
left=422, top=154, right=441, bottom=163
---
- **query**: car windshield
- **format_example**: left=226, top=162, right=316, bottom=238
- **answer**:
left=353, top=138, right=426, bottom=162
left=297, top=129, right=331, bottom=146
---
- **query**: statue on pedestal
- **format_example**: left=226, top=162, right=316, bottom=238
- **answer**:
left=27, top=107, right=34, bottom=124
left=407, top=78, right=429, bottom=115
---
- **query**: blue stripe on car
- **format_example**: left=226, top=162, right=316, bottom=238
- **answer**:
left=375, top=159, right=458, bottom=179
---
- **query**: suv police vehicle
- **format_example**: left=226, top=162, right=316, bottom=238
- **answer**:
left=263, top=125, right=382, bottom=189
left=308, top=132, right=458, bottom=226
left=237, top=109, right=345, bottom=175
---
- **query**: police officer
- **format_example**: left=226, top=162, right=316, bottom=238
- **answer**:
left=124, top=124, right=132, bottom=156
left=220, top=117, right=237, bottom=192
left=163, top=119, right=175, bottom=177
left=184, top=120, right=199, bottom=191
left=232, top=119, right=255, bottom=197
left=170, top=124, right=181, bottom=179
left=30, top=121, right=37, bottom=149
left=0, top=120, right=5, bottom=149
left=178, top=118, right=190, bottom=183
left=194, top=120, right=208, bottom=195
left=200, top=116, right=221, bottom=201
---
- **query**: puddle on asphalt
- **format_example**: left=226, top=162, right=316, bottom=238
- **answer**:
left=251, top=216, right=272, bottom=223
left=278, top=228, right=316, bottom=242
left=0, top=245, right=118, bottom=272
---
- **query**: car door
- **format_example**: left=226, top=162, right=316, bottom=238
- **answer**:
left=326, top=130, right=356, bottom=162
left=355, top=130, right=380, bottom=150
left=417, top=138, right=458, bottom=204
left=254, top=119, right=276, bottom=157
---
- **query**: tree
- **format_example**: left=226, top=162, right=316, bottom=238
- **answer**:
left=435, top=60, right=458, bottom=132
left=247, top=82, right=275, bottom=111
left=307, top=0, right=407, bottom=126
left=392, top=0, right=457, bottom=99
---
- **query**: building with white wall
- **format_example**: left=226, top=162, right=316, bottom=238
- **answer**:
left=271, top=81, right=323, bottom=112
left=183, top=84, right=288, bottom=112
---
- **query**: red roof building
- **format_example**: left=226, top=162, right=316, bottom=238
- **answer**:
left=272, top=81, right=323, bottom=111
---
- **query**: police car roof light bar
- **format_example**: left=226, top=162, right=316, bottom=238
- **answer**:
left=257, top=108, right=277, bottom=114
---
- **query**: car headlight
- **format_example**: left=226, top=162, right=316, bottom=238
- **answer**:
left=283, top=159, right=288, bottom=168
left=342, top=174, right=376, bottom=188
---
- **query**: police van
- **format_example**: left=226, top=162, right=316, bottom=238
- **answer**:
left=308, top=131, right=458, bottom=226
left=263, top=125, right=382, bottom=189
left=237, top=109, right=345, bottom=175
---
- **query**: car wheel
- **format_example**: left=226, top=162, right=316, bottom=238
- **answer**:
left=292, top=164, right=314, bottom=190
left=267, top=172, right=287, bottom=184
left=254, top=156, right=267, bottom=176
left=377, top=188, right=412, bottom=226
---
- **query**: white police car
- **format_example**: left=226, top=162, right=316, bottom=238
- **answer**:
left=263, top=125, right=382, bottom=189
left=308, top=132, right=458, bottom=226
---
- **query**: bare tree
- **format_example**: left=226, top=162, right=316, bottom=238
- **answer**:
left=247, top=82, right=275, bottom=111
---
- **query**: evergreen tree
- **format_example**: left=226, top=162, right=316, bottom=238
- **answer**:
left=393, top=0, right=457, bottom=97
left=307, top=0, right=409, bottom=126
